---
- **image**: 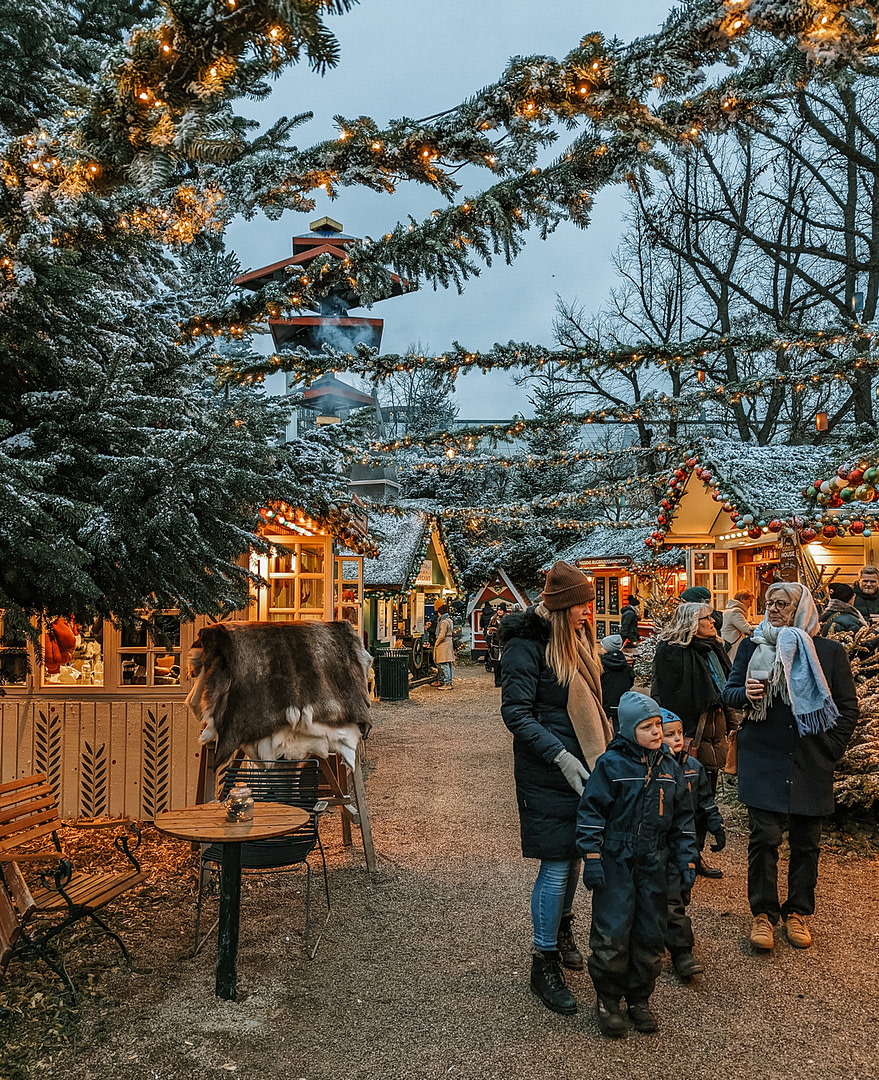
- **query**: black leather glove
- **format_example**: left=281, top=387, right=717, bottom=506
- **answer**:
left=710, top=827, right=727, bottom=852
left=681, top=866, right=696, bottom=891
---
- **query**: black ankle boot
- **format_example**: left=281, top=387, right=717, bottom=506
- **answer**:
left=595, top=994, right=627, bottom=1037
left=626, top=999, right=658, bottom=1033
left=557, top=915, right=584, bottom=971
left=530, top=951, right=577, bottom=1015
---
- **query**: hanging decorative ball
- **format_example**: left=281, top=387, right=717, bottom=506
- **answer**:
left=838, top=465, right=850, bottom=479
left=823, top=525, right=838, bottom=538
left=669, top=478, right=678, bottom=488
left=658, top=515, right=668, bottom=525
left=820, top=480, right=832, bottom=494
left=858, top=485, right=877, bottom=502
left=661, top=498, right=672, bottom=509
left=674, top=468, right=686, bottom=479
left=701, top=471, right=713, bottom=483
left=748, top=526, right=762, bottom=539
left=723, top=501, right=733, bottom=512
left=666, top=488, right=676, bottom=498
left=840, top=487, right=855, bottom=503
left=863, top=466, right=879, bottom=484
left=865, top=529, right=873, bottom=537
left=849, top=468, right=865, bottom=486
left=790, top=516, right=806, bottom=528
left=828, top=494, right=843, bottom=508
left=813, top=480, right=823, bottom=491
left=801, top=527, right=817, bottom=542
left=686, top=457, right=697, bottom=468
left=850, top=520, right=866, bottom=534
left=768, top=520, right=783, bottom=532
left=816, top=493, right=829, bottom=505
left=652, top=530, right=664, bottom=540
left=711, top=490, right=723, bottom=502
left=645, top=537, right=655, bottom=547
left=741, top=514, right=754, bottom=524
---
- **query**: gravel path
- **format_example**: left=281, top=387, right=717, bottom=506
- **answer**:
left=5, top=666, right=879, bottom=1078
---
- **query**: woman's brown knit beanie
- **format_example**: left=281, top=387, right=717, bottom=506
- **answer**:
left=542, top=561, right=595, bottom=610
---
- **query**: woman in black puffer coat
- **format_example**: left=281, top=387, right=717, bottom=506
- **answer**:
left=500, top=561, right=612, bottom=1018
left=651, top=601, right=733, bottom=877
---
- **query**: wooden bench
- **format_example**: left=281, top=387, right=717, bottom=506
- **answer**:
left=0, top=774, right=146, bottom=996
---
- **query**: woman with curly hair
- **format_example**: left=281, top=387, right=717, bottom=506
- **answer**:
left=651, top=601, right=733, bottom=877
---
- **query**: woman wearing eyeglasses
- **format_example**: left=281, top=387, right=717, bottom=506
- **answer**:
left=722, top=581, right=858, bottom=952
left=651, top=601, right=734, bottom=878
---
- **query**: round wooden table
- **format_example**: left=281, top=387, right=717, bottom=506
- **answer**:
left=155, top=802, right=308, bottom=1000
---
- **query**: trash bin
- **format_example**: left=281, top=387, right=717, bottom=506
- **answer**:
left=375, top=648, right=410, bottom=701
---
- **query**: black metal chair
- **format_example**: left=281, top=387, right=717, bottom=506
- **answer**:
left=194, top=758, right=330, bottom=959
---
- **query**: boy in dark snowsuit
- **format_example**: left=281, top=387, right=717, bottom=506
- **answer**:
left=576, top=692, right=698, bottom=1037
left=659, top=709, right=726, bottom=980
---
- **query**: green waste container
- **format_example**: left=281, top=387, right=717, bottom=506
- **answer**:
left=375, top=648, right=410, bottom=701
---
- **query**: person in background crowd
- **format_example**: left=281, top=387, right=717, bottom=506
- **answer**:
left=577, top=692, right=697, bottom=1037
left=620, top=596, right=641, bottom=648
left=722, top=581, right=858, bottom=951
left=722, top=591, right=755, bottom=660
left=479, top=600, right=494, bottom=661
left=659, top=709, right=726, bottom=981
left=680, top=586, right=723, bottom=633
left=486, top=603, right=508, bottom=685
left=820, top=583, right=867, bottom=636
left=651, top=601, right=733, bottom=879
left=500, top=561, right=612, bottom=1017
left=599, top=634, right=635, bottom=729
left=431, top=602, right=455, bottom=690
left=851, top=566, right=879, bottom=620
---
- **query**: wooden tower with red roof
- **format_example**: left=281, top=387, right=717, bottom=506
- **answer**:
left=234, top=217, right=410, bottom=432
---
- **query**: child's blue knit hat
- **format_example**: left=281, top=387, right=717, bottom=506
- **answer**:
left=660, top=709, right=682, bottom=727
left=617, top=691, right=662, bottom=743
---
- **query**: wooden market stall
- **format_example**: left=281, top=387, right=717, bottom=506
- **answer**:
left=0, top=508, right=367, bottom=819
left=557, top=524, right=686, bottom=639
left=363, top=508, right=461, bottom=677
left=645, top=441, right=875, bottom=612
left=466, top=569, right=535, bottom=659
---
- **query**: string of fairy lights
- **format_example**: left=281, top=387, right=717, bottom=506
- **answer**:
left=4, top=0, right=878, bottom=308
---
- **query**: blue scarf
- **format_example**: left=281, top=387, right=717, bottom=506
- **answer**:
left=747, top=621, right=839, bottom=735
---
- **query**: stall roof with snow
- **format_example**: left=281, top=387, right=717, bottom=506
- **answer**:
left=363, top=508, right=460, bottom=594
left=556, top=522, right=686, bottom=569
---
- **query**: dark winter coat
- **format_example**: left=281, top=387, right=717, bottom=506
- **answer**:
left=576, top=737, right=697, bottom=873
left=852, top=583, right=879, bottom=619
left=620, top=604, right=640, bottom=645
left=651, top=638, right=733, bottom=772
left=500, top=609, right=586, bottom=860
left=674, top=750, right=724, bottom=837
left=820, top=599, right=866, bottom=636
left=721, top=636, right=859, bottom=817
left=600, top=651, right=635, bottom=715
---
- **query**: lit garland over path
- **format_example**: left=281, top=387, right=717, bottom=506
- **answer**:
left=5, top=2, right=879, bottom=303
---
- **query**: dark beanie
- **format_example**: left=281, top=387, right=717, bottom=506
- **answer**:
left=829, top=583, right=854, bottom=603
left=542, top=561, right=595, bottom=610
left=680, top=586, right=711, bottom=603
left=617, top=691, right=662, bottom=743
left=434, top=602, right=448, bottom=615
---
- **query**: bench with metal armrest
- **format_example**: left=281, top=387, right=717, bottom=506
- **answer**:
left=0, top=773, right=146, bottom=996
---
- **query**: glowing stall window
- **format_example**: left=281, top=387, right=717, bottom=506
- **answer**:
left=268, top=540, right=327, bottom=621
left=41, top=615, right=105, bottom=687
left=118, top=614, right=181, bottom=686
left=0, top=616, right=29, bottom=685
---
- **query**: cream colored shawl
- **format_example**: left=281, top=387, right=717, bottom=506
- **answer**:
left=536, top=602, right=613, bottom=769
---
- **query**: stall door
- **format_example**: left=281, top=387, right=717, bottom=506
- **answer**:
left=692, top=550, right=730, bottom=611
left=334, top=555, right=364, bottom=636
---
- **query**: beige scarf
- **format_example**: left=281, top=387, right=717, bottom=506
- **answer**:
left=536, top=602, right=613, bottom=769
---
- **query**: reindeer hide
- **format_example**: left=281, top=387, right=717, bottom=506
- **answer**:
left=188, top=620, right=372, bottom=769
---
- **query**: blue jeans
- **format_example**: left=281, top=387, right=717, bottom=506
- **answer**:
left=531, top=858, right=580, bottom=952
left=436, top=661, right=452, bottom=686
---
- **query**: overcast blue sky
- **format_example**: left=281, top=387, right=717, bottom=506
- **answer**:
left=225, top=0, right=673, bottom=418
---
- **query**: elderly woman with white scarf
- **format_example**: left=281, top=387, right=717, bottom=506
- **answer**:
left=722, top=582, right=858, bottom=952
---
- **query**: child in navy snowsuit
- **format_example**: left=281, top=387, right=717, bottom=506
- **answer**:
left=576, top=692, right=698, bottom=1037
left=659, top=709, right=726, bottom=980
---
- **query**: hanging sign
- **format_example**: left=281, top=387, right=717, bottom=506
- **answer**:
left=779, top=537, right=799, bottom=582
left=415, top=559, right=433, bottom=585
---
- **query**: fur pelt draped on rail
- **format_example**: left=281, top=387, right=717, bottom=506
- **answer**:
left=187, top=620, right=372, bottom=769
